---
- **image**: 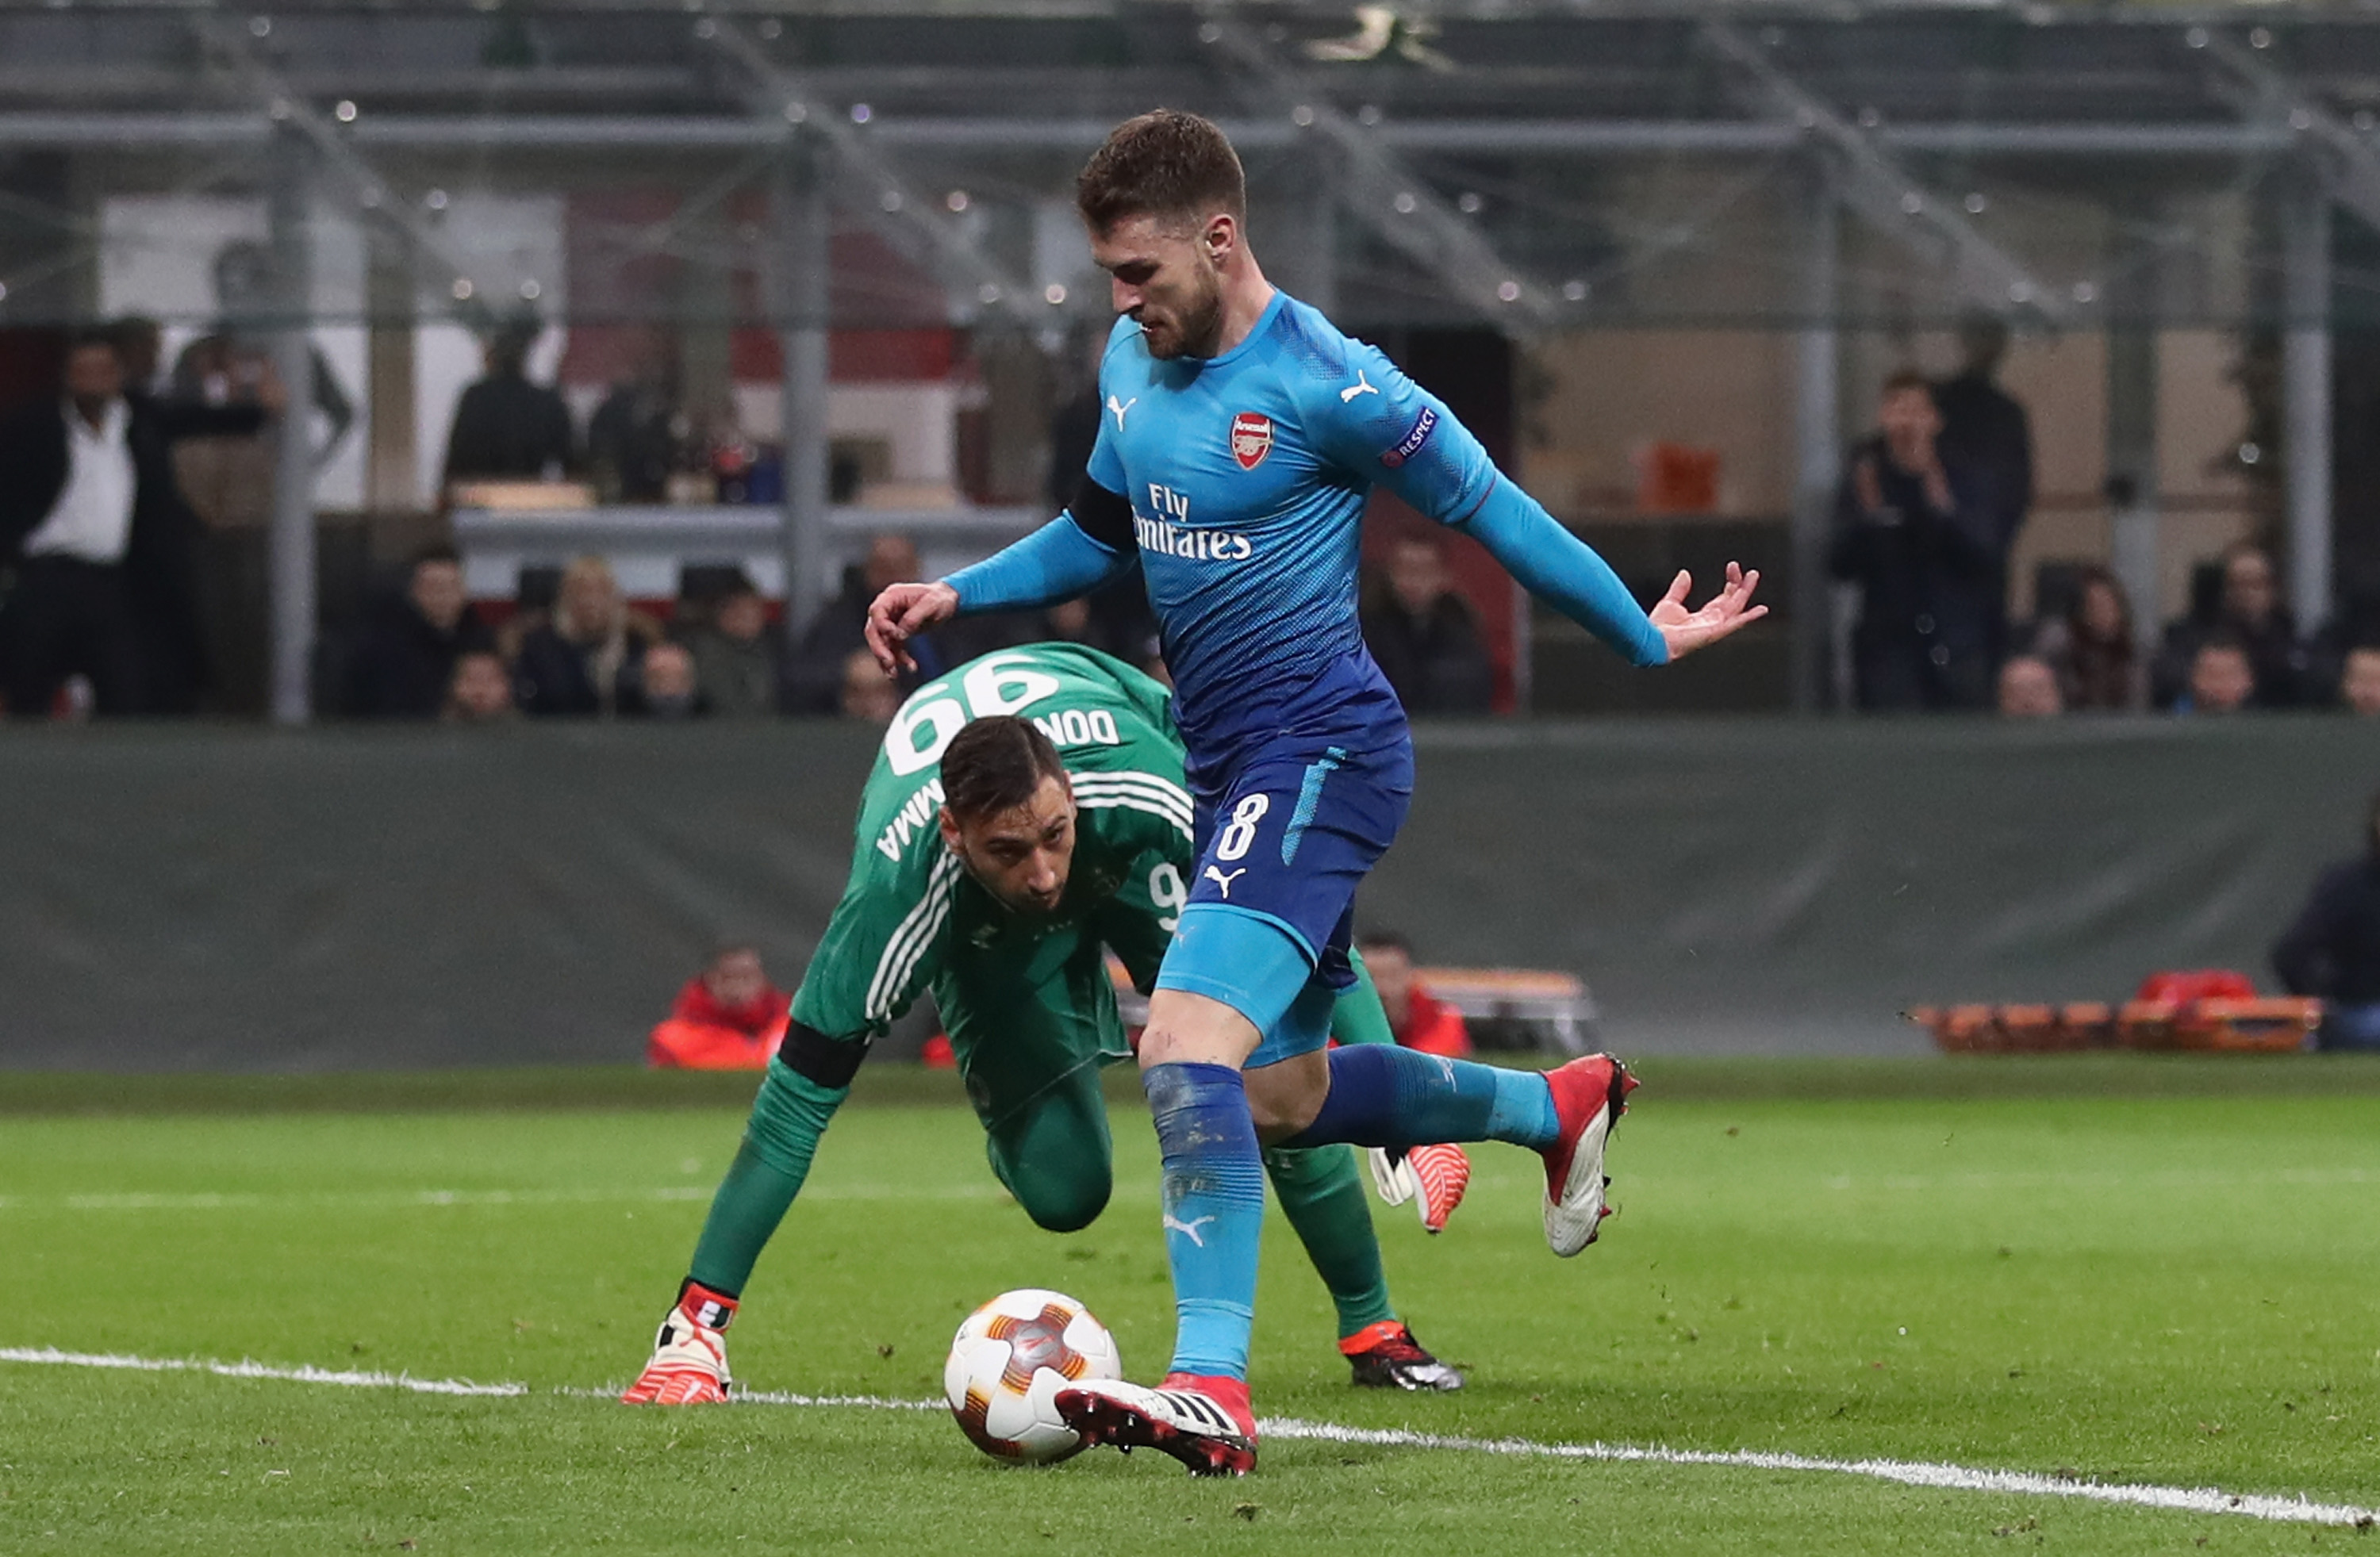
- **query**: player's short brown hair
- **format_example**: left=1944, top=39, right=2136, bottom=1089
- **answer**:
left=1076, top=109, right=1246, bottom=234
left=941, top=715, right=1067, bottom=823
left=1880, top=368, right=1933, bottom=400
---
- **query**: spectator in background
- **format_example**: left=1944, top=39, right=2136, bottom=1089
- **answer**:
left=0, top=329, right=263, bottom=717
left=345, top=546, right=494, bottom=719
left=104, top=316, right=280, bottom=713
left=586, top=331, right=681, bottom=504
left=682, top=577, right=785, bottom=719
left=839, top=647, right=902, bottom=723
left=2340, top=646, right=2380, bottom=716
left=176, top=241, right=355, bottom=462
left=2271, top=790, right=2380, bottom=1049
left=441, top=316, right=576, bottom=489
left=109, top=316, right=170, bottom=397
left=2175, top=635, right=2256, bottom=715
left=443, top=649, right=517, bottom=723
left=172, top=241, right=355, bottom=717
left=1996, top=654, right=2063, bottom=719
left=647, top=945, right=791, bottom=1070
left=1041, top=335, right=1162, bottom=669
left=635, top=642, right=702, bottom=720
left=1354, top=930, right=1472, bottom=1058
left=2027, top=566, right=2145, bottom=712
left=513, top=555, right=657, bottom=718
left=2152, top=544, right=2311, bottom=710
left=946, top=585, right=1158, bottom=671
left=1933, top=313, right=2033, bottom=662
left=1830, top=370, right=2001, bottom=711
left=1361, top=535, right=1495, bottom=715
left=788, top=534, right=946, bottom=712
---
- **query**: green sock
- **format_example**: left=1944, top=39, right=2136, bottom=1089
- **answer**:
left=1263, top=1142, right=1395, bottom=1340
left=1330, top=948, right=1399, bottom=1049
left=687, top=1062, right=848, bottom=1295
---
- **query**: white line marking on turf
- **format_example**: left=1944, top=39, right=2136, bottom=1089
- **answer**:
left=6, top=1347, right=2373, bottom=1529
left=0, top=1347, right=524, bottom=1397
left=1251, top=1419, right=2380, bottom=1529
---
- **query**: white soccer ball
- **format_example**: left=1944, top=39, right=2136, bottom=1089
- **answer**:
left=943, top=1287, right=1121, bottom=1464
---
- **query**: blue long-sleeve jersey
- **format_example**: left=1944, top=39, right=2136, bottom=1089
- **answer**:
left=947, top=292, right=1664, bottom=770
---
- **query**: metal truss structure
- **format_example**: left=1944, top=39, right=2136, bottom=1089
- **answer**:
left=1, top=3, right=2378, bottom=331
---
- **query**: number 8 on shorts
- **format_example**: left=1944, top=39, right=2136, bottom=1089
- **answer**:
left=1215, top=795, right=1269, bottom=863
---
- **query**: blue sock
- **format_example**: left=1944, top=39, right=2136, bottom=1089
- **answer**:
left=1280, top=1044, right=1560, bottom=1152
left=1144, top=1061, right=1268, bottom=1382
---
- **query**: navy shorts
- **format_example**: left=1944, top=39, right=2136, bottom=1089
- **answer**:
left=1154, top=719, right=1413, bottom=1061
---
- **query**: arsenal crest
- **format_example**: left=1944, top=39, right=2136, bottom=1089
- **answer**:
left=1229, top=411, right=1273, bottom=471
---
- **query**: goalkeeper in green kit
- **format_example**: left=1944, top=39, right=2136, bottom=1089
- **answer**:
left=624, top=642, right=1467, bottom=1405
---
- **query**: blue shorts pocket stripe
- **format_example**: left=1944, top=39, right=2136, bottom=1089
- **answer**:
left=1279, top=746, right=1348, bottom=866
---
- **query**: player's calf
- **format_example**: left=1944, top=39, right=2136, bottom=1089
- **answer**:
left=621, top=1279, right=737, bottom=1406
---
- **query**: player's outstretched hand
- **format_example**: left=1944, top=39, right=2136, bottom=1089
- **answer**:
left=866, top=581, right=960, bottom=675
left=1649, top=562, right=1766, bottom=663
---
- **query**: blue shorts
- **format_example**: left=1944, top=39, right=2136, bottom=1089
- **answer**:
left=1154, top=715, right=1413, bottom=1068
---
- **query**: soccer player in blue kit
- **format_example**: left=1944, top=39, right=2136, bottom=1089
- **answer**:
left=869, top=110, right=1766, bottom=1475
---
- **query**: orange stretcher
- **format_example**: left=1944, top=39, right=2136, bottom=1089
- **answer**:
left=1910, top=995, right=2320, bottom=1054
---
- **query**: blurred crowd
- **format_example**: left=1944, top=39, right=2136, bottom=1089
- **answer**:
left=324, top=531, right=1175, bottom=727
left=3, top=304, right=2373, bottom=726
left=1831, top=317, right=2379, bottom=723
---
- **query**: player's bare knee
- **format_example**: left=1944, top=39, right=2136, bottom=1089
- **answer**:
left=1134, top=1025, right=1188, bottom=1069
left=1244, top=1076, right=1325, bottom=1142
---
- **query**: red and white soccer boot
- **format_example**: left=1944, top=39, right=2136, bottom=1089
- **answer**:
left=620, top=1281, right=736, bottom=1405
left=1540, top=1054, right=1638, bottom=1256
left=1341, top=1321, right=1464, bottom=1391
left=1407, top=1142, right=1471, bottom=1233
left=1365, top=1142, right=1471, bottom=1234
left=1054, top=1371, right=1257, bottom=1476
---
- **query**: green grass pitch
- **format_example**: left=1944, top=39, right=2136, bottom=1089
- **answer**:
left=3, top=1058, right=2379, bottom=1555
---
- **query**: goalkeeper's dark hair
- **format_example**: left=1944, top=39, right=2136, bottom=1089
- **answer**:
left=1076, top=109, right=1246, bottom=234
left=941, top=715, right=1067, bottom=822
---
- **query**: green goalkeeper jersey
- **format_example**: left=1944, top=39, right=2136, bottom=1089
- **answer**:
left=791, top=644, right=1196, bottom=1045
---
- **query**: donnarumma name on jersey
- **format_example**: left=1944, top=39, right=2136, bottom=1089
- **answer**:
left=872, top=706, right=1125, bottom=861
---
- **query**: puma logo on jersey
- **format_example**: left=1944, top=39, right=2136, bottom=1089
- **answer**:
left=1203, top=865, right=1246, bottom=899
left=1339, top=370, right=1379, bottom=403
left=1164, top=1213, right=1217, bottom=1246
left=1107, top=394, right=1138, bottom=429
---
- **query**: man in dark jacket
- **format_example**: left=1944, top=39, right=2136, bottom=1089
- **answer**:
left=1361, top=535, right=1495, bottom=715
left=344, top=546, right=494, bottom=719
left=441, top=318, right=576, bottom=488
left=2151, top=544, right=2313, bottom=710
left=2273, top=789, right=2380, bottom=1049
left=785, top=534, right=948, bottom=713
left=0, top=329, right=271, bottom=717
left=1933, top=314, right=2033, bottom=662
left=108, top=316, right=277, bottom=711
left=1829, top=370, right=2002, bottom=711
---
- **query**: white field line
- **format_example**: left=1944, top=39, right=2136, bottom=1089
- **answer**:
left=0, top=1347, right=524, bottom=1397
left=3, top=1347, right=2375, bottom=1528
left=1252, top=1419, right=2380, bottom=1528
